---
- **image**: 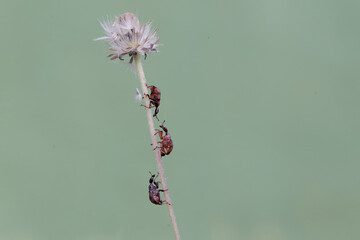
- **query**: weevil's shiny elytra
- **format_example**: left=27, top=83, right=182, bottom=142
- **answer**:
left=142, top=84, right=161, bottom=120
left=154, top=121, right=173, bottom=157
left=148, top=172, right=169, bottom=205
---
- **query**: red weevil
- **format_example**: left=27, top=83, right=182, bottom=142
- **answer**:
left=142, top=84, right=161, bottom=120
left=154, top=121, right=173, bottom=157
left=148, top=172, right=169, bottom=205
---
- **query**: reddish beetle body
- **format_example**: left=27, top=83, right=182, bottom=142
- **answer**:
left=148, top=172, right=169, bottom=205
left=154, top=121, right=173, bottom=157
left=143, top=85, right=161, bottom=120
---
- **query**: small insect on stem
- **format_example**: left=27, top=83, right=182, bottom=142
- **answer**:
left=141, top=84, right=161, bottom=121
left=154, top=120, right=173, bottom=157
left=148, top=172, right=170, bottom=205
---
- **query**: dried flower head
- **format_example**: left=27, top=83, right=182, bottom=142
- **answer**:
left=95, top=13, right=161, bottom=63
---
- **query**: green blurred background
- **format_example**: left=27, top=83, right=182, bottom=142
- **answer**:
left=1, top=0, right=360, bottom=239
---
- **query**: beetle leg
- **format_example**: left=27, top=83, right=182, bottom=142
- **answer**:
left=153, top=173, right=160, bottom=181
left=153, top=145, right=163, bottom=151
left=154, top=130, right=164, bottom=139
left=140, top=104, right=154, bottom=109
left=162, top=200, right=171, bottom=206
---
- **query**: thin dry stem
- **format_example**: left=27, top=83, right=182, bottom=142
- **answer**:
left=134, top=55, right=181, bottom=240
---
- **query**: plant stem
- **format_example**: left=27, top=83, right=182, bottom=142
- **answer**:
left=134, top=55, right=181, bottom=240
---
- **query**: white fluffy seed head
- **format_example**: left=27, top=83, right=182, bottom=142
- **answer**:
left=95, top=13, right=161, bottom=63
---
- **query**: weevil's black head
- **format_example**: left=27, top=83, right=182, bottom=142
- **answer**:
left=154, top=107, right=159, bottom=117
left=149, top=175, right=155, bottom=184
left=149, top=172, right=155, bottom=184
left=159, top=122, right=168, bottom=133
